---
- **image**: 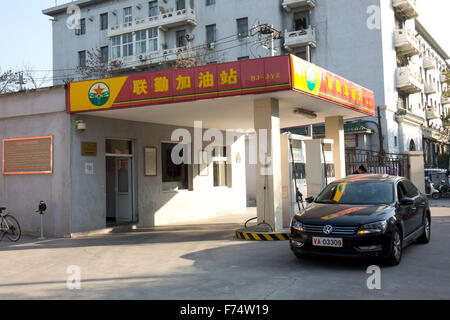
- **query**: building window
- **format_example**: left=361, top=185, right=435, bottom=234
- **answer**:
left=78, top=50, right=86, bottom=67
left=237, top=18, right=248, bottom=39
left=148, top=27, right=158, bottom=51
left=75, top=18, right=86, bottom=35
left=100, top=46, right=109, bottom=62
left=212, top=147, right=231, bottom=188
left=161, top=143, right=189, bottom=192
left=238, top=56, right=249, bottom=61
left=136, top=30, right=147, bottom=54
left=176, top=0, right=186, bottom=11
left=206, top=24, right=216, bottom=44
left=176, top=30, right=186, bottom=48
left=149, top=1, right=158, bottom=17
left=122, top=33, right=133, bottom=57
left=123, top=7, right=132, bottom=23
left=112, top=36, right=121, bottom=58
left=100, top=13, right=108, bottom=30
left=206, top=0, right=216, bottom=5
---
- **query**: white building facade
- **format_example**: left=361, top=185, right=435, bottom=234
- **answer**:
left=43, top=0, right=449, bottom=165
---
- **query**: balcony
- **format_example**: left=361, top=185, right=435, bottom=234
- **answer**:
left=394, top=28, right=419, bottom=57
left=282, top=0, right=316, bottom=11
left=426, top=106, right=439, bottom=120
left=393, top=0, right=418, bottom=20
left=441, top=71, right=448, bottom=83
left=284, top=28, right=317, bottom=50
left=396, top=66, right=422, bottom=94
left=443, top=96, right=450, bottom=105
left=109, top=47, right=187, bottom=72
left=108, top=8, right=197, bottom=37
left=425, top=81, right=437, bottom=94
left=423, top=56, right=436, bottom=70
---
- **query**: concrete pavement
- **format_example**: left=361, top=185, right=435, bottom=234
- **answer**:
left=0, top=208, right=449, bottom=300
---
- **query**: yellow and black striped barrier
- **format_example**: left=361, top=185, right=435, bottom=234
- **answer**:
left=236, top=230, right=290, bottom=241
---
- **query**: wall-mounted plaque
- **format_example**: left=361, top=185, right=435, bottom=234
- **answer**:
left=144, top=147, right=157, bottom=176
left=2, top=136, right=53, bottom=175
left=81, top=142, right=98, bottom=156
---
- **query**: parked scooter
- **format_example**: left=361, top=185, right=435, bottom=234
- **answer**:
left=432, top=180, right=450, bottom=200
left=426, top=177, right=441, bottom=200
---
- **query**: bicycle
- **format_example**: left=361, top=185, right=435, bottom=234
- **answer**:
left=0, top=207, right=21, bottom=242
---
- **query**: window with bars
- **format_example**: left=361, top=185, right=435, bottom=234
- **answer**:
left=112, top=36, right=121, bottom=58
left=206, top=24, right=216, bottom=44
left=123, top=7, right=132, bottom=23
left=237, top=18, right=248, bottom=39
left=148, top=28, right=158, bottom=51
left=122, top=33, right=133, bottom=57
left=149, top=1, right=158, bottom=16
left=100, top=13, right=108, bottom=30
left=136, top=30, right=147, bottom=54
left=78, top=50, right=86, bottom=67
left=100, top=46, right=109, bottom=62
left=176, top=30, right=186, bottom=48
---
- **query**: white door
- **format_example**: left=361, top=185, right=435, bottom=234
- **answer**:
left=116, top=158, right=133, bottom=222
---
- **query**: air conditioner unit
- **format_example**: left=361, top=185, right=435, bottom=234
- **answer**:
left=185, top=34, right=194, bottom=41
left=207, top=42, right=215, bottom=49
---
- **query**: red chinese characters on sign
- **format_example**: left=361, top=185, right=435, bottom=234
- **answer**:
left=109, top=55, right=292, bottom=109
left=319, top=71, right=374, bottom=114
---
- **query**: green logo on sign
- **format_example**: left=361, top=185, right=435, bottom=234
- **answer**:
left=88, top=82, right=110, bottom=107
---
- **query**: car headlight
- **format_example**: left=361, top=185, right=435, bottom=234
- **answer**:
left=291, top=220, right=304, bottom=232
left=358, top=221, right=387, bottom=235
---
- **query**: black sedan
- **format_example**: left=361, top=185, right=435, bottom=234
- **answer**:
left=290, top=174, right=431, bottom=265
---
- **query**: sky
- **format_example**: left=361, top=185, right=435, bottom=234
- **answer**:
left=0, top=0, right=449, bottom=84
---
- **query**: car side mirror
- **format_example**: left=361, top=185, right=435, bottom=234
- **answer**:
left=399, top=197, right=414, bottom=206
left=305, top=196, right=314, bottom=204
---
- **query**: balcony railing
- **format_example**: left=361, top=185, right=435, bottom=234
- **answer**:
left=396, top=66, right=422, bottom=94
left=109, top=47, right=188, bottom=72
left=108, top=8, right=197, bottom=37
left=426, top=106, right=439, bottom=120
left=393, top=0, right=418, bottom=20
left=394, top=28, right=419, bottom=57
left=440, top=71, right=448, bottom=83
left=425, top=82, right=437, bottom=95
left=284, top=28, right=317, bottom=49
left=423, top=56, right=436, bottom=70
left=282, top=0, right=316, bottom=11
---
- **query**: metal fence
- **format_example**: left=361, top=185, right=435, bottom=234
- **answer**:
left=345, top=149, right=409, bottom=178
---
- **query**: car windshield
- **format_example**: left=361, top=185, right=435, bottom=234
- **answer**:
left=315, top=181, right=394, bottom=205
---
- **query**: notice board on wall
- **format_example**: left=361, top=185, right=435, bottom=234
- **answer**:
left=2, top=136, right=53, bottom=175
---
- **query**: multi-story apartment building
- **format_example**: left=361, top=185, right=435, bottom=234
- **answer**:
left=43, top=0, right=449, bottom=166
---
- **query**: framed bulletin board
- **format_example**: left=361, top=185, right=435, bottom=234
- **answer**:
left=144, top=147, right=157, bottom=176
left=2, top=136, right=53, bottom=175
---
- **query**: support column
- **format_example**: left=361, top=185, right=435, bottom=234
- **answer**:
left=325, top=116, right=346, bottom=179
left=253, top=98, right=283, bottom=232
left=403, top=151, right=425, bottom=193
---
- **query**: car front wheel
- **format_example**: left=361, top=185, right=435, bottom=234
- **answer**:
left=385, top=227, right=402, bottom=266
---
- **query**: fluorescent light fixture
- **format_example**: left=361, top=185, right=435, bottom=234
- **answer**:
left=293, top=108, right=317, bottom=119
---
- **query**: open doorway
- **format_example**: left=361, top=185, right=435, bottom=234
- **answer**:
left=105, top=139, right=134, bottom=226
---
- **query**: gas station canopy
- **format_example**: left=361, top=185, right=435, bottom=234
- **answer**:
left=67, top=55, right=375, bottom=130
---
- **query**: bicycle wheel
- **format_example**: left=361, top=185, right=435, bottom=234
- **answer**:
left=4, top=215, right=21, bottom=242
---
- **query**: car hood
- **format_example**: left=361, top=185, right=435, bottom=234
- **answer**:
left=295, top=202, right=394, bottom=226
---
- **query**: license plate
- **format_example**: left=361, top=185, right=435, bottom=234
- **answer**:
left=312, top=237, right=343, bottom=248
